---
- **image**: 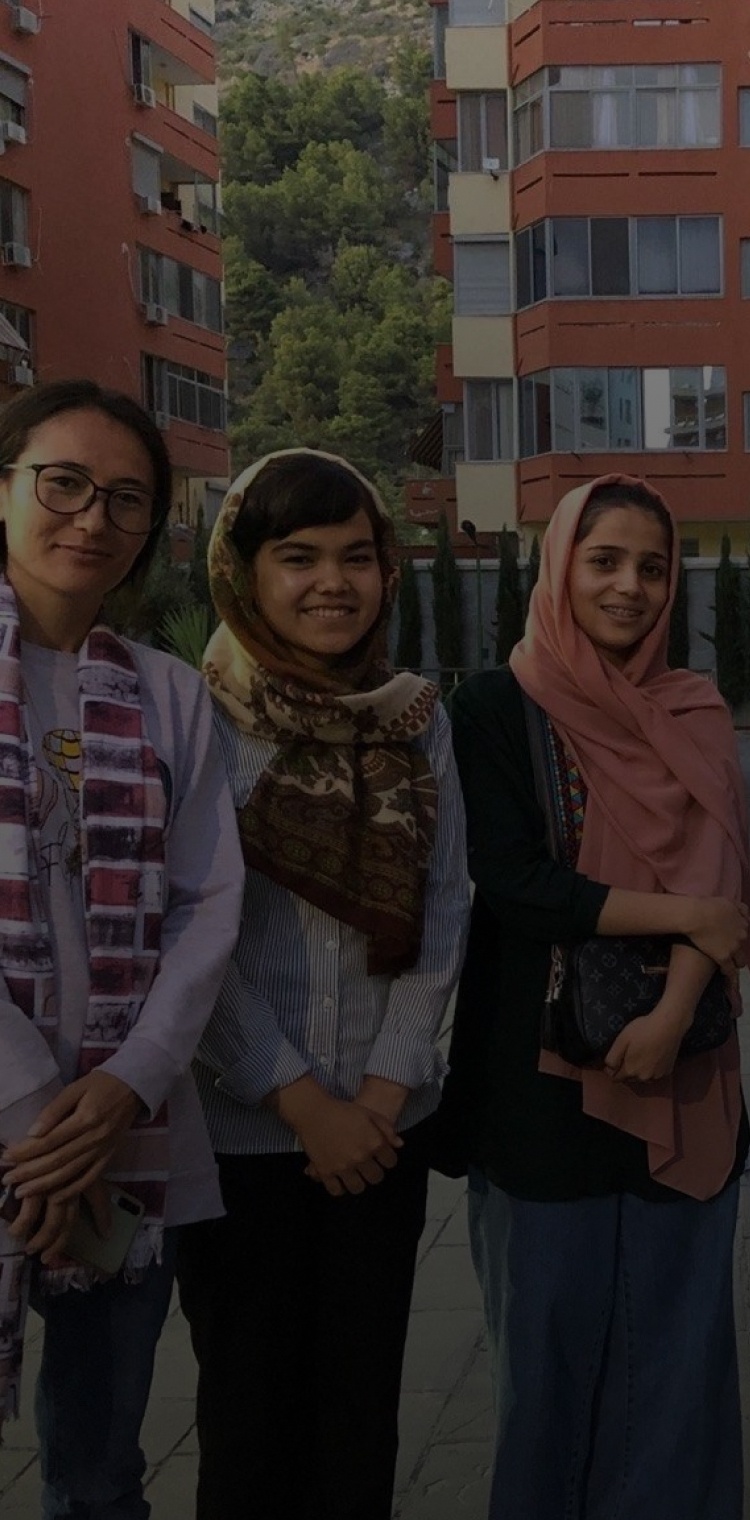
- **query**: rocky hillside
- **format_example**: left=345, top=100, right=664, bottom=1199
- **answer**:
left=214, top=0, right=430, bottom=81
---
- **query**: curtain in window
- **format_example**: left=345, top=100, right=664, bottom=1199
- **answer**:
left=592, top=71, right=620, bottom=147
left=466, top=382, right=495, bottom=460
left=637, top=219, right=677, bottom=294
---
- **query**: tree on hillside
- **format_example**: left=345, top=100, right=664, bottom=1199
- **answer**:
left=396, top=554, right=423, bottom=671
left=494, top=527, right=523, bottom=665
left=431, top=516, right=463, bottom=689
left=714, top=535, right=745, bottom=708
left=383, top=42, right=432, bottom=190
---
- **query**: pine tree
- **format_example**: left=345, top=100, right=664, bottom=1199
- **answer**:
left=714, top=535, right=746, bottom=708
left=396, top=553, right=423, bottom=671
left=494, top=526, right=524, bottom=665
left=524, top=534, right=541, bottom=618
left=431, top=515, right=463, bottom=692
left=667, top=555, right=690, bottom=670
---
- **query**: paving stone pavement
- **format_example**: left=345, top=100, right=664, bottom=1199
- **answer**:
left=3, top=997, right=750, bottom=1518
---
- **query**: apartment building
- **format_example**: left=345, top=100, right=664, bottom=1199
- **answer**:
left=0, top=0, right=227, bottom=526
left=411, top=0, right=750, bottom=556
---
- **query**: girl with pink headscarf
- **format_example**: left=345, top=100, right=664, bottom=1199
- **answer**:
left=433, top=476, right=749, bottom=1519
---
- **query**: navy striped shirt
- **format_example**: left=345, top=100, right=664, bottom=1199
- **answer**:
left=194, top=701, right=470, bottom=1153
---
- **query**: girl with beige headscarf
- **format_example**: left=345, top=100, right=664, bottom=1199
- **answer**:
left=177, top=448, right=470, bottom=1520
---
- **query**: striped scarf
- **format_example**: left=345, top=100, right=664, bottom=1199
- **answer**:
left=0, top=578, right=168, bottom=1419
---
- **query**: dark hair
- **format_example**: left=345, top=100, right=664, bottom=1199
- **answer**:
left=0, top=379, right=173, bottom=586
left=230, top=453, right=390, bottom=566
left=575, top=480, right=673, bottom=555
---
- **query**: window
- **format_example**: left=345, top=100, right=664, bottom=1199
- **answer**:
left=131, top=139, right=162, bottom=201
left=195, top=181, right=220, bottom=234
left=138, top=248, right=223, bottom=332
left=464, top=380, right=513, bottom=461
left=458, top=93, right=508, bottom=172
left=454, top=240, right=511, bottom=315
left=130, top=32, right=152, bottom=89
left=740, top=89, right=750, bottom=146
left=515, top=216, right=721, bottom=307
left=193, top=103, right=218, bottom=137
left=449, top=0, right=507, bottom=24
left=742, top=240, right=750, bottom=298
left=643, top=366, right=725, bottom=451
left=519, top=367, right=725, bottom=456
left=0, top=180, right=28, bottom=246
left=0, top=299, right=31, bottom=357
left=0, top=62, right=28, bottom=128
left=144, top=354, right=225, bottom=430
left=442, top=403, right=465, bottom=474
left=636, top=218, right=720, bottom=294
left=514, top=64, right=721, bottom=164
left=434, top=140, right=457, bottom=212
left=433, top=5, right=448, bottom=79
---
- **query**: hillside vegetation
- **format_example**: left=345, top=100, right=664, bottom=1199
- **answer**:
left=215, top=0, right=430, bottom=82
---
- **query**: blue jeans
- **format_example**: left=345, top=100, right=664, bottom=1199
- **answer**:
left=30, top=1230, right=178, bottom=1520
left=468, top=1171, right=742, bottom=1520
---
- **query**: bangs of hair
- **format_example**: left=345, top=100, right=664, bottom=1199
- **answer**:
left=230, top=454, right=388, bottom=564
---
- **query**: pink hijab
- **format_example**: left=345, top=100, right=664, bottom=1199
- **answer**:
left=510, top=474, right=750, bottom=1200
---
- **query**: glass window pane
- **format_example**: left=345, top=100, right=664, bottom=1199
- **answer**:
left=497, top=381, right=513, bottom=459
left=520, top=376, right=535, bottom=457
left=433, top=5, right=447, bottom=78
left=592, top=91, right=631, bottom=148
left=577, top=369, right=608, bottom=449
left=551, top=219, right=589, bottom=296
left=459, top=96, right=482, bottom=172
left=741, top=90, right=750, bottom=147
left=484, top=93, right=508, bottom=169
left=671, top=367, right=700, bottom=449
left=679, top=217, right=720, bottom=294
left=550, top=92, right=591, bottom=149
left=466, top=381, right=494, bottom=460
left=449, top=0, right=507, bottom=23
left=635, top=66, right=676, bottom=88
left=642, top=369, right=672, bottom=450
left=608, top=370, right=640, bottom=449
left=636, top=90, right=676, bottom=148
left=532, top=222, right=547, bottom=301
left=205, top=278, right=222, bottom=333
left=131, top=143, right=161, bottom=199
left=515, top=229, right=531, bottom=310
left=591, top=219, right=630, bottom=295
left=552, top=370, right=575, bottom=451
left=742, top=241, right=750, bottom=299
left=534, top=374, right=552, bottom=454
left=703, top=366, right=726, bottom=450
left=679, top=87, right=720, bottom=148
left=637, top=219, right=677, bottom=295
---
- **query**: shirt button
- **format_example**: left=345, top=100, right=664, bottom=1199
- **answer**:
left=325, top=940, right=337, bottom=952
left=319, top=1054, right=332, bottom=1068
left=322, top=997, right=334, bottom=1010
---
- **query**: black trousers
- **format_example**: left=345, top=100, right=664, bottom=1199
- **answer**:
left=176, top=1127, right=429, bottom=1520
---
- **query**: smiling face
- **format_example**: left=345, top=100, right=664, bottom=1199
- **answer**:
left=251, top=507, right=385, bottom=671
left=568, top=504, right=671, bottom=668
left=0, top=408, right=156, bottom=643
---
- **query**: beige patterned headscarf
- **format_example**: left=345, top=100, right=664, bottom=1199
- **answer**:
left=203, top=449, right=439, bottom=974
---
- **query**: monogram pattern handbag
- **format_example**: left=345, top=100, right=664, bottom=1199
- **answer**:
left=522, top=692, right=732, bottom=1066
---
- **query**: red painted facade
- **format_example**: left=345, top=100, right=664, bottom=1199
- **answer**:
left=0, top=0, right=228, bottom=481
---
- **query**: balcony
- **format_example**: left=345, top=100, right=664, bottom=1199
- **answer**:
left=405, top=476, right=458, bottom=532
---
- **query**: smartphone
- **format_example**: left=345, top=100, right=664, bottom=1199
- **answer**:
left=65, top=1187, right=145, bottom=1276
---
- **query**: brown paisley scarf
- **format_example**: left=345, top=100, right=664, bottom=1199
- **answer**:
left=203, top=449, right=439, bottom=975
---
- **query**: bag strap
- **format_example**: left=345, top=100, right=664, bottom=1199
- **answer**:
left=520, top=690, right=561, bottom=863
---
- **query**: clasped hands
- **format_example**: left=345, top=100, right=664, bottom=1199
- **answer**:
left=272, top=1075, right=410, bottom=1199
left=0, top=1071, right=140, bottom=1263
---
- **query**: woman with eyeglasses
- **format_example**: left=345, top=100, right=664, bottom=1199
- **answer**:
left=0, top=380, right=243, bottom=1520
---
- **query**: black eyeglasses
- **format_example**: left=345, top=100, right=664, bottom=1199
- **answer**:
left=4, top=463, right=163, bottom=536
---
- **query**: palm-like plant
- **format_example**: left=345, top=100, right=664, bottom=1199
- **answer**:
left=159, top=604, right=214, bottom=671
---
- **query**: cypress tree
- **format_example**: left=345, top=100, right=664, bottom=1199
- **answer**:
left=431, top=514, right=463, bottom=692
left=667, top=555, right=690, bottom=670
left=494, top=526, right=524, bottom=665
left=714, top=535, right=745, bottom=709
left=189, top=506, right=212, bottom=617
left=396, top=553, right=423, bottom=672
left=524, top=534, right=541, bottom=618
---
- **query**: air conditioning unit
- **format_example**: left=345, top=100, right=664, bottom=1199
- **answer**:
left=8, top=362, right=33, bottom=386
left=133, top=83, right=156, bottom=108
left=144, top=302, right=168, bottom=326
left=0, top=122, right=27, bottom=146
left=2, top=242, right=32, bottom=268
left=153, top=411, right=170, bottom=431
left=12, top=6, right=40, bottom=34
left=138, top=194, right=162, bottom=216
